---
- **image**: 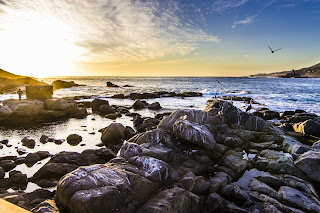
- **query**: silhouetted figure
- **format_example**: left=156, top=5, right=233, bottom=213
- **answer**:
left=17, top=89, right=22, bottom=101
left=292, top=69, right=296, bottom=77
left=268, top=45, right=282, bottom=53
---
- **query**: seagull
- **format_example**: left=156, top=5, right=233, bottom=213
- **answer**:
left=268, top=45, right=282, bottom=54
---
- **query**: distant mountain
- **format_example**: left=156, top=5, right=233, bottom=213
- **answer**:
left=0, top=69, right=26, bottom=79
left=250, top=62, right=320, bottom=78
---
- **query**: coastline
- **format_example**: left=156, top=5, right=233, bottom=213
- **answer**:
left=0, top=91, right=320, bottom=211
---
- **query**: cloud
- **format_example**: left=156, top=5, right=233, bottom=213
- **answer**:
left=281, top=4, right=296, bottom=8
left=212, top=0, right=249, bottom=13
left=0, top=0, right=219, bottom=64
left=232, top=15, right=257, bottom=29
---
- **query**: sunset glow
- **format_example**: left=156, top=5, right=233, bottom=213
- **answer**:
left=0, top=0, right=319, bottom=77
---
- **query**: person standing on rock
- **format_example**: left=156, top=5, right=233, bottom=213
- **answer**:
left=17, top=89, right=22, bottom=101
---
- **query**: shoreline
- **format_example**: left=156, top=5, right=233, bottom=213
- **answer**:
left=0, top=95, right=320, bottom=212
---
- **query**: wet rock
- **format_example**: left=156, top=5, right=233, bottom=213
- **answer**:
left=223, top=150, right=248, bottom=176
left=173, top=119, right=216, bottom=150
left=148, top=102, right=161, bottom=110
left=204, top=100, right=270, bottom=132
left=137, top=187, right=200, bottom=213
left=91, top=98, right=109, bottom=112
left=312, top=140, right=320, bottom=151
left=278, top=186, right=320, bottom=212
left=25, top=151, right=50, bottom=167
left=2, top=189, right=55, bottom=211
left=101, top=123, right=126, bottom=146
left=0, top=160, right=16, bottom=172
left=206, top=191, right=247, bottom=213
left=125, top=126, right=136, bottom=140
left=224, top=136, right=244, bottom=148
left=133, top=114, right=144, bottom=127
left=293, top=119, right=320, bottom=137
left=132, top=99, right=148, bottom=109
left=178, top=173, right=209, bottom=195
left=158, top=109, right=214, bottom=132
left=16, top=148, right=27, bottom=155
left=0, top=167, right=4, bottom=179
left=21, top=137, right=36, bottom=149
left=45, top=99, right=77, bottom=111
left=255, top=150, right=306, bottom=179
left=249, top=178, right=278, bottom=198
left=54, top=139, right=65, bottom=145
left=263, top=110, right=280, bottom=120
left=106, top=81, right=119, bottom=87
left=98, top=104, right=115, bottom=115
left=40, top=135, right=49, bottom=144
left=209, top=172, right=231, bottom=193
left=66, top=134, right=82, bottom=146
left=105, top=113, right=121, bottom=119
left=8, top=170, right=28, bottom=190
left=31, top=149, right=116, bottom=187
left=55, top=156, right=169, bottom=213
left=128, top=129, right=175, bottom=147
left=31, top=199, right=59, bottom=213
left=294, top=151, right=320, bottom=182
left=111, top=94, right=125, bottom=99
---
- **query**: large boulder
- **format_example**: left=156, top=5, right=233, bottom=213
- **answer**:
left=26, top=85, right=53, bottom=100
left=173, top=119, right=216, bottom=150
left=55, top=156, right=171, bottom=213
left=294, top=151, right=320, bottom=182
left=204, top=100, right=270, bottom=132
left=66, top=134, right=82, bottom=146
left=91, top=98, right=109, bottom=111
left=128, top=129, right=175, bottom=147
left=293, top=119, right=320, bottom=137
left=101, top=123, right=126, bottom=146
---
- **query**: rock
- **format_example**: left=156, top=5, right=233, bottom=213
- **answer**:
left=101, top=123, right=126, bottom=146
left=133, top=114, right=144, bottom=127
left=224, top=136, right=244, bottom=148
left=111, top=94, right=125, bottom=99
left=98, top=104, right=115, bottom=115
left=128, top=129, right=174, bottom=147
left=132, top=99, right=148, bottom=109
left=294, top=151, right=320, bottom=182
left=293, top=119, right=320, bottom=137
left=55, top=156, right=169, bottom=213
left=137, top=187, right=200, bottom=213
left=66, top=134, right=82, bottom=146
left=8, top=170, right=28, bottom=190
left=45, top=99, right=77, bottom=111
left=31, top=199, right=59, bottom=213
left=223, top=150, right=248, bottom=176
left=263, top=110, right=280, bottom=120
left=158, top=109, right=214, bottom=132
left=173, top=119, right=216, bottom=150
left=105, top=113, right=121, bottom=119
left=26, top=85, right=53, bottom=100
left=69, top=107, right=88, bottom=119
left=255, top=150, right=306, bottom=179
left=206, top=192, right=247, bottom=213
left=0, top=167, right=5, bottom=179
left=209, top=172, right=231, bottom=193
left=31, top=149, right=116, bottom=187
left=51, top=80, right=82, bottom=90
left=106, top=81, right=119, bottom=87
left=148, top=102, right=162, bottom=110
left=40, top=135, right=49, bottom=144
left=16, top=148, right=27, bottom=155
left=312, top=141, right=320, bottom=151
left=0, top=160, right=17, bottom=172
left=21, top=137, right=36, bottom=149
left=25, top=153, right=41, bottom=167
left=204, top=100, right=270, bottom=132
left=278, top=186, right=320, bottom=212
left=91, top=98, right=109, bottom=112
left=125, top=126, right=136, bottom=140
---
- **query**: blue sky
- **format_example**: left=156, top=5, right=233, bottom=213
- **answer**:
left=0, top=0, right=319, bottom=77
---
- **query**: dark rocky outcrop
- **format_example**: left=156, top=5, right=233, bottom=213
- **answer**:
left=51, top=80, right=82, bottom=90
left=66, top=134, right=82, bottom=146
left=106, top=81, right=119, bottom=87
left=100, top=123, right=126, bottom=146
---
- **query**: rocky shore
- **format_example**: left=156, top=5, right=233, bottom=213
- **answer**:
left=1, top=97, right=320, bottom=212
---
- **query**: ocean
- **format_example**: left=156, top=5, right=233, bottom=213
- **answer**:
left=0, top=76, right=319, bottom=192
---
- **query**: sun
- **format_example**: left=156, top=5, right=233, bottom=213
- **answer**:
left=0, top=14, right=83, bottom=77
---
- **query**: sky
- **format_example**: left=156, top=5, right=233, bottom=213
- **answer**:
left=0, top=0, right=319, bottom=77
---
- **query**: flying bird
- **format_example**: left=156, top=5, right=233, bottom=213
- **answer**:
left=268, top=45, right=282, bottom=53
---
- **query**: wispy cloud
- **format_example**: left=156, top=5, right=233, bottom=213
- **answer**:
left=232, top=15, right=257, bottom=29
left=0, top=0, right=219, bottom=64
left=212, top=0, right=249, bottom=13
left=281, top=4, right=296, bottom=8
